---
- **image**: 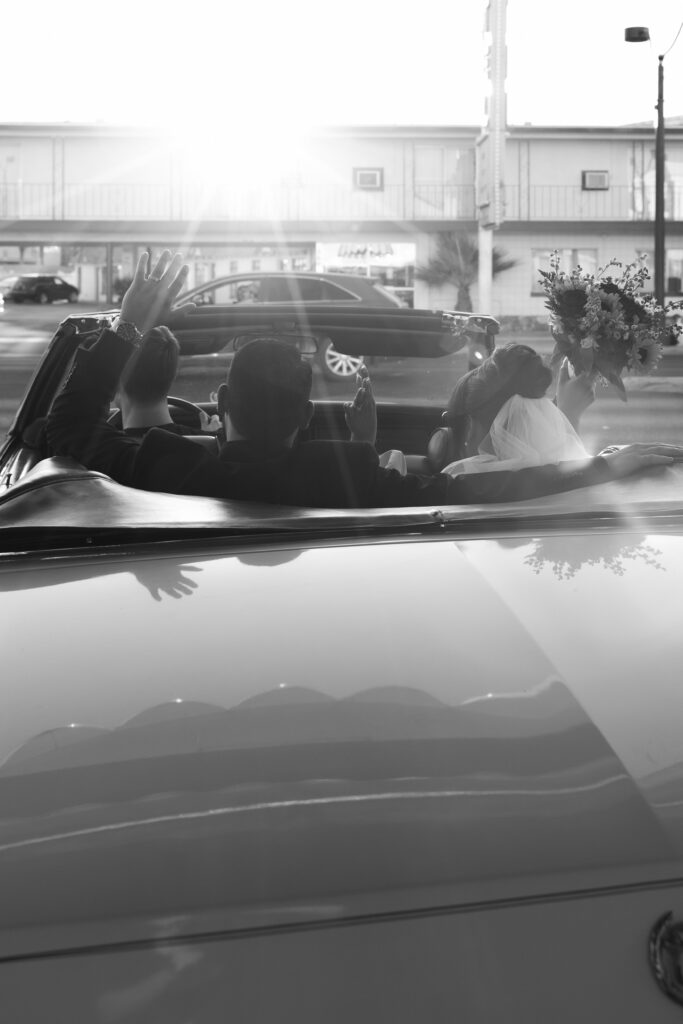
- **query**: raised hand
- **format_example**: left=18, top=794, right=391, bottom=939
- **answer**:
left=120, top=250, right=195, bottom=335
left=344, top=365, right=377, bottom=445
left=556, top=357, right=596, bottom=431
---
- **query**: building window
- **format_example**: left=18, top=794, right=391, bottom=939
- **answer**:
left=229, top=260, right=238, bottom=273
left=581, top=170, right=609, bottom=190
left=531, top=248, right=598, bottom=294
left=353, top=168, right=384, bottom=191
left=667, top=250, right=683, bottom=294
left=641, top=249, right=683, bottom=294
left=251, top=259, right=261, bottom=271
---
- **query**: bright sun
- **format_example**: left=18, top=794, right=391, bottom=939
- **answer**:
left=170, top=121, right=305, bottom=189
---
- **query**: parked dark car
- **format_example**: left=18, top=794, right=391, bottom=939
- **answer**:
left=0, top=276, right=19, bottom=298
left=175, top=271, right=406, bottom=380
left=5, top=274, right=79, bottom=305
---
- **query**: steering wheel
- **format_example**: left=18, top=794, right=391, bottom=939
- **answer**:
left=107, top=395, right=209, bottom=429
left=167, top=395, right=208, bottom=422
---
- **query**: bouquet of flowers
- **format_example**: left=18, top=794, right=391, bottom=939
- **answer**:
left=538, top=252, right=682, bottom=401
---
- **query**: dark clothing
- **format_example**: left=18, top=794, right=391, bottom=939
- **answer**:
left=123, top=423, right=200, bottom=439
left=47, top=328, right=615, bottom=508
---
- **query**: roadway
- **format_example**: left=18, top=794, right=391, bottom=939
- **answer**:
left=2, top=301, right=683, bottom=452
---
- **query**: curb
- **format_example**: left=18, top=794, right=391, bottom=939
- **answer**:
left=624, top=377, right=683, bottom=393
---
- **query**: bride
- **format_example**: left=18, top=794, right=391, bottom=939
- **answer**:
left=364, top=343, right=681, bottom=478
left=440, top=343, right=594, bottom=477
left=374, top=344, right=594, bottom=477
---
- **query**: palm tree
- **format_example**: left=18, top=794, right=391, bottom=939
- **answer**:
left=415, top=232, right=517, bottom=311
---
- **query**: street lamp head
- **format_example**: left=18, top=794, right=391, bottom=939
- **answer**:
left=625, top=26, right=651, bottom=43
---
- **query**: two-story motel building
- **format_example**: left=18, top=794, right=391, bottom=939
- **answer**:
left=0, top=120, right=681, bottom=316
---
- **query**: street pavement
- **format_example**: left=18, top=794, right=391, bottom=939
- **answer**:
left=0, top=301, right=105, bottom=437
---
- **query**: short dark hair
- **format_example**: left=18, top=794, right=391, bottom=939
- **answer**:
left=226, top=338, right=312, bottom=448
left=119, top=327, right=179, bottom=403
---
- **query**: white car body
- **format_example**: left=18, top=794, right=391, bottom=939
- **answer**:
left=2, top=303, right=683, bottom=1021
left=3, top=466, right=683, bottom=1021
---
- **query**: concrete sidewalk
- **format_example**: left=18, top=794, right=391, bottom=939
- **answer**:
left=624, top=376, right=683, bottom=393
left=503, top=330, right=682, bottom=355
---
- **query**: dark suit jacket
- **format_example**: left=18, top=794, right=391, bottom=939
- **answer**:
left=47, top=329, right=614, bottom=508
left=123, top=423, right=201, bottom=439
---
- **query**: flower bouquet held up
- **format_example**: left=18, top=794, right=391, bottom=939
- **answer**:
left=539, top=252, right=683, bottom=401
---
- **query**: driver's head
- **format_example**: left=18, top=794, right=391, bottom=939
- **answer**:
left=118, top=326, right=179, bottom=404
left=218, top=338, right=313, bottom=451
left=446, top=343, right=553, bottom=457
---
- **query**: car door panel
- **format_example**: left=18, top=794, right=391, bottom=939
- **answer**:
left=305, top=401, right=442, bottom=455
left=5, top=888, right=683, bottom=1022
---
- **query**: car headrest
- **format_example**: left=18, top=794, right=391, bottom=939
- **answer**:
left=183, top=435, right=220, bottom=456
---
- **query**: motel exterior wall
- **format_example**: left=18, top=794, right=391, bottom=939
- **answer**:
left=0, top=121, right=681, bottom=314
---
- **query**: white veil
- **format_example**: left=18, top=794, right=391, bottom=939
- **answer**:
left=442, top=395, right=589, bottom=477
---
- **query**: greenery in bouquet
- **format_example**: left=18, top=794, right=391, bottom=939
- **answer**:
left=538, top=252, right=682, bottom=401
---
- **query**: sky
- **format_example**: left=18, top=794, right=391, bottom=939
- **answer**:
left=1, top=0, right=682, bottom=130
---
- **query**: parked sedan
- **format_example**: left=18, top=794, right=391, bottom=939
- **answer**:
left=175, top=271, right=406, bottom=380
left=0, top=275, right=19, bottom=297
left=5, top=273, right=79, bottom=305
left=2, top=304, right=683, bottom=1021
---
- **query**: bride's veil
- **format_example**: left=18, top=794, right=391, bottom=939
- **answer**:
left=443, top=395, right=588, bottom=476
left=484, top=394, right=588, bottom=462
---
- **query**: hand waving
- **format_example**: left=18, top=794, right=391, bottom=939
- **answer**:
left=120, top=250, right=195, bottom=335
left=344, top=365, right=377, bottom=445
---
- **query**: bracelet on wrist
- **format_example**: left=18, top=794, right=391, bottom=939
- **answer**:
left=112, top=317, right=144, bottom=344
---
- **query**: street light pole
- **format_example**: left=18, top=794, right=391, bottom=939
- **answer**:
left=654, top=53, right=665, bottom=306
left=626, top=23, right=683, bottom=305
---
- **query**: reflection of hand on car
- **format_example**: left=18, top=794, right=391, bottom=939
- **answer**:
left=128, top=562, right=203, bottom=601
left=344, top=366, right=377, bottom=445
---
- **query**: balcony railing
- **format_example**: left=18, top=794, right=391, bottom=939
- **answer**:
left=503, top=184, right=683, bottom=221
left=0, top=182, right=477, bottom=222
left=1, top=181, right=680, bottom=223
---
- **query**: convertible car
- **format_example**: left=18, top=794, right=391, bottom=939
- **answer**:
left=3, top=304, right=683, bottom=1021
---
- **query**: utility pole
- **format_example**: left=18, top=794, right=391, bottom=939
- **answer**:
left=655, top=53, right=665, bottom=306
left=477, top=0, right=507, bottom=313
left=626, top=23, right=683, bottom=305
